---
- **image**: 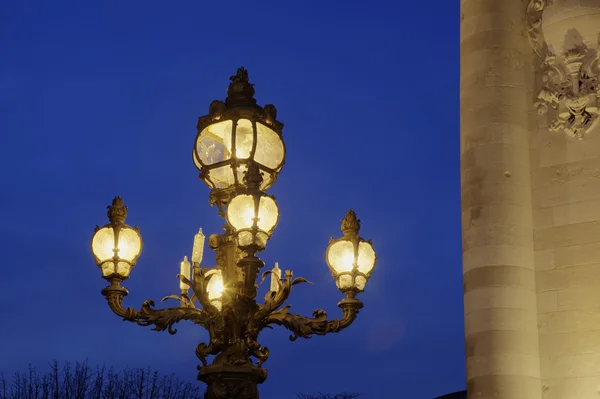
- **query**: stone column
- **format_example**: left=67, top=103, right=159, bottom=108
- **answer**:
left=460, top=1, right=542, bottom=398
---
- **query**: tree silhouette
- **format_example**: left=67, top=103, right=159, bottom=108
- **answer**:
left=0, top=360, right=202, bottom=399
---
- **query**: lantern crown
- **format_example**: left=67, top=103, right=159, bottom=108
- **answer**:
left=226, top=67, right=258, bottom=109
left=341, top=210, right=361, bottom=236
left=107, top=196, right=127, bottom=225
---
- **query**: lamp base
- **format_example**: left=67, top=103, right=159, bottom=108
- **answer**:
left=198, top=362, right=267, bottom=399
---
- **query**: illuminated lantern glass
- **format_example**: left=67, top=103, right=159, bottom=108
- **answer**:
left=193, top=68, right=285, bottom=195
left=326, top=210, right=376, bottom=293
left=226, top=192, right=279, bottom=251
left=91, top=197, right=143, bottom=280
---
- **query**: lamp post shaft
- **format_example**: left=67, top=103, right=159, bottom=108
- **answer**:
left=200, top=231, right=266, bottom=398
left=200, top=361, right=265, bottom=399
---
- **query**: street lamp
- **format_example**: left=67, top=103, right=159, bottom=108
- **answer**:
left=90, top=68, right=377, bottom=399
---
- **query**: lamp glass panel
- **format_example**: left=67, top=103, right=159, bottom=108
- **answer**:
left=197, top=120, right=233, bottom=165
left=255, top=123, right=284, bottom=170
left=117, top=227, right=141, bottom=262
left=256, top=231, right=268, bottom=248
left=257, top=196, right=278, bottom=232
left=336, top=274, right=353, bottom=289
left=101, top=261, right=115, bottom=277
left=234, top=119, right=254, bottom=159
left=117, top=261, right=132, bottom=277
left=357, top=241, right=376, bottom=274
left=92, top=227, right=115, bottom=262
left=209, top=166, right=235, bottom=189
left=193, top=148, right=203, bottom=170
left=238, top=231, right=253, bottom=247
left=206, top=270, right=224, bottom=300
left=355, top=275, right=367, bottom=290
left=327, top=240, right=355, bottom=273
left=228, top=194, right=255, bottom=230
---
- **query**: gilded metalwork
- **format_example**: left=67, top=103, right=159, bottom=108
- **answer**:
left=91, top=197, right=143, bottom=281
left=91, top=68, right=377, bottom=399
left=325, top=210, right=377, bottom=294
left=193, top=67, right=286, bottom=205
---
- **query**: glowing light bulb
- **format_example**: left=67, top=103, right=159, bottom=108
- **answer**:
left=211, top=279, right=224, bottom=299
left=104, top=240, right=114, bottom=256
left=244, top=209, right=255, bottom=227
left=342, top=251, right=355, bottom=272
left=206, top=270, right=224, bottom=300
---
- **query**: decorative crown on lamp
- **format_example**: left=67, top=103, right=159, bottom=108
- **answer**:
left=326, top=210, right=376, bottom=293
left=193, top=67, right=286, bottom=205
left=91, top=197, right=143, bottom=281
left=226, top=162, right=279, bottom=253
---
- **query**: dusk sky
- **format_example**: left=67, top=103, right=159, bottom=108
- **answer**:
left=0, top=1, right=461, bottom=398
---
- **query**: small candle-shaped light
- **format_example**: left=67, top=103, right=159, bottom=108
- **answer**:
left=270, top=262, right=282, bottom=292
left=191, top=228, right=205, bottom=265
left=180, top=256, right=191, bottom=292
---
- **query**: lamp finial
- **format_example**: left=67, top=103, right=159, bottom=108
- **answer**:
left=107, top=197, right=128, bottom=225
left=226, top=66, right=257, bottom=107
left=341, top=210, right=360, bottom=236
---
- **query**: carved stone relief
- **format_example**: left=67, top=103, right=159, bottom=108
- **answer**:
left=527, top=0, right=600, bottom=139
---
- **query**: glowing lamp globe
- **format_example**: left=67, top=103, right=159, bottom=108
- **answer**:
left=226, top=163, right=279, bottom=252
left=206, top=269, right=225, bottom=311
left=91, top=197, right=143, bottom=280
left=193, top=67, right=285, bottom=198
left=326, top=210, right=376, bottom=293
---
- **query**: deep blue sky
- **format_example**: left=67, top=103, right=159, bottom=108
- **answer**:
left=0, top=1, right=461, bottom=398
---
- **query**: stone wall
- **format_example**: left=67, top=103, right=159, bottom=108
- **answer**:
left=461, top=0, right=600, bottom=397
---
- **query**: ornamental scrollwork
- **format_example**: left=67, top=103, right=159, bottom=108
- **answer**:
left=102, top=252, right=362, bottom=371
left=534, top=47, right=599, bottom=139
left=526, top=0, right=552, bottom=59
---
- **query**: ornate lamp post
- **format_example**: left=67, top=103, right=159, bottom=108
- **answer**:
left=90, top=68, right=377, bottom=399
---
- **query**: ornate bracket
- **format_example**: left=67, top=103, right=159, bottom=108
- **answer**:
left=243, top=270, right=363, bottom=367
left=101, top=283, right=213, bottom=334
left=101, top=269, right=225, bottom=368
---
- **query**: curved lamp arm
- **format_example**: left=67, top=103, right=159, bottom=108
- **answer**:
left=252, top=270, right=363, bottom=340
left=101, top=279, right=214, bottom=335
left=264, top=295, right=363, bottom=341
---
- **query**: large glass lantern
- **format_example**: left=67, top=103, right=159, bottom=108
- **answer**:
left=91, top=197, right=143, bottom=280
left=226, top=162, right=279, bottom=252
left=193, top=67, right=286, bottom=198
left=326, top=210, right=376, bottom=293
